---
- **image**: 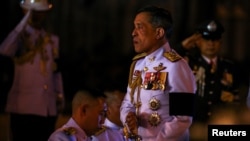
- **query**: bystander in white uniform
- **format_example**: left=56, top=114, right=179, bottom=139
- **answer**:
left=0, top=1, right=64, bottom=141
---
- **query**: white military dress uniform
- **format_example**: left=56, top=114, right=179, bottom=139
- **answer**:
left=102, top=118, right=126, bottom=141
left=0, top=11, right=64, bottom=117
left=120, top=42, right=196, bottom=141
left=48, top=118, right=90, bottom=141
left=48, top=118, right=125, bottom=141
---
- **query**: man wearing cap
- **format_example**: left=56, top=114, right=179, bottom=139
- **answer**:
left=175, top=19, right=239, bottom=124
left=0, top=1, right=64, bottom=141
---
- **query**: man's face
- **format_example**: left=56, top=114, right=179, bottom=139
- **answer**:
left=23, top=9, right=48, bottom=28
left=85, top=98, right=105, bottom=132
left=31, top=10, right=47, bottom=23
left=132, top=12, right=158, bottom=54
left=196, top=38, right=222, bottom=58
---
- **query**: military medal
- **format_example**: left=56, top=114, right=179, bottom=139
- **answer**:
left=149, top=97, right=160, bottom=110
left=133, top=70, right=141, bottom=76
left=142, top=72, right=167, bottom=90
left=144, top=67, right=148, bottom=72
left=221, top=71, right=233, bottom=86
left=210, top=67, right=216, bottom=73
left=63, top=127, right=77, bottom=135
left=159, top=84, right=165, bottom=91
left=153, top=63, right=166, bottom=72
left=148, top=112, right=161, bottom=126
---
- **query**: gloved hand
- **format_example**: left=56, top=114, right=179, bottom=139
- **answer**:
left=56, top=93, right=65, bottom=113
left=125, top=112, right=138, bottom=135
left=221, top=91, right=234, bottom=102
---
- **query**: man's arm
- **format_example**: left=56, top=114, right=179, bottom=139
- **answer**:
left=0, top=10, right=31, bottom=56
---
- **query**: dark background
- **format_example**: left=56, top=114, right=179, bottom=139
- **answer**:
left=1, top=0, right=250, bottom=113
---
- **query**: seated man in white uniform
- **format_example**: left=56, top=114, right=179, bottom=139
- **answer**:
left=48, top=88, right=124, bottom=141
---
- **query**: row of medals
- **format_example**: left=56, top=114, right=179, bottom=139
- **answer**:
left=143, top=65, right=162, bottom=127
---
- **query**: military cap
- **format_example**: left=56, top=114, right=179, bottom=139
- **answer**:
left=196, top=19, right=225, bottom=40
left=20, top=0, right=52, bottom=11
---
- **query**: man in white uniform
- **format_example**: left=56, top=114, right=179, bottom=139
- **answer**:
left=48, top=88, right=124, bottom=141
left=0, top=0, right=64, bottom=141
left=120, top=5, right=196, bottom=141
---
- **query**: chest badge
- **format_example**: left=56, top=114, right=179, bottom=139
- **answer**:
left=149, top=97, right=160, bottom=111
left=153, top=63, right=166, bottom=72
left=148, top=112, right=161, bottom=126
left=144, top=67, right=148, bottom=72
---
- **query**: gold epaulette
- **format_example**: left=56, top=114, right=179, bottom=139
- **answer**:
left=63, top=127, right=77, bottom=135
left=94, top=127, right=106, bottom=136
left=132, top=53, right=147, bottom=61
left=163, top=51, right=182, bottom=62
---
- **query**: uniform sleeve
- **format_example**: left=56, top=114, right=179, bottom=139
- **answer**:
left=156, top=116, right=192, bottom=140
left=158, top=59, right=196, bottom=140
left=168, top=59, right=196, bottom=93
left=0, top=11, right=30, bottom=56
left=120, top=86, right=136, bottom=123
left=0, top=29, right=21, bottom=56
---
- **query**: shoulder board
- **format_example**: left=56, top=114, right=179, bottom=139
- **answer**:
left=132, top=53, right=147, bottom=61
left=94, top=127, right=106, bottom=136
left=163, top=51, right=182, bottom=62
left=63, top=127, right=77, bottom=135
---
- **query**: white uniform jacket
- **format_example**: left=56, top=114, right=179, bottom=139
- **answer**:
left=48, top=118, right=91, bottom=141
left=0, top=20, right=64, bottom=116
left=102, top=118, right=125, bottom=141
left=49, top=118, right=127, bottom=141
left=120, top=42, right=196, bottom=141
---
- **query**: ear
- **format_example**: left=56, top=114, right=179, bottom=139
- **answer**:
left=81, top=104, right=88, bottom=115
left=156, top=27, right=165, bottom=39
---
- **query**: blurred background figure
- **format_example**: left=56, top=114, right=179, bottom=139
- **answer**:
left=175, top=19, right=240, bottom=140
left=0, top=0, right=64, bottom=141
